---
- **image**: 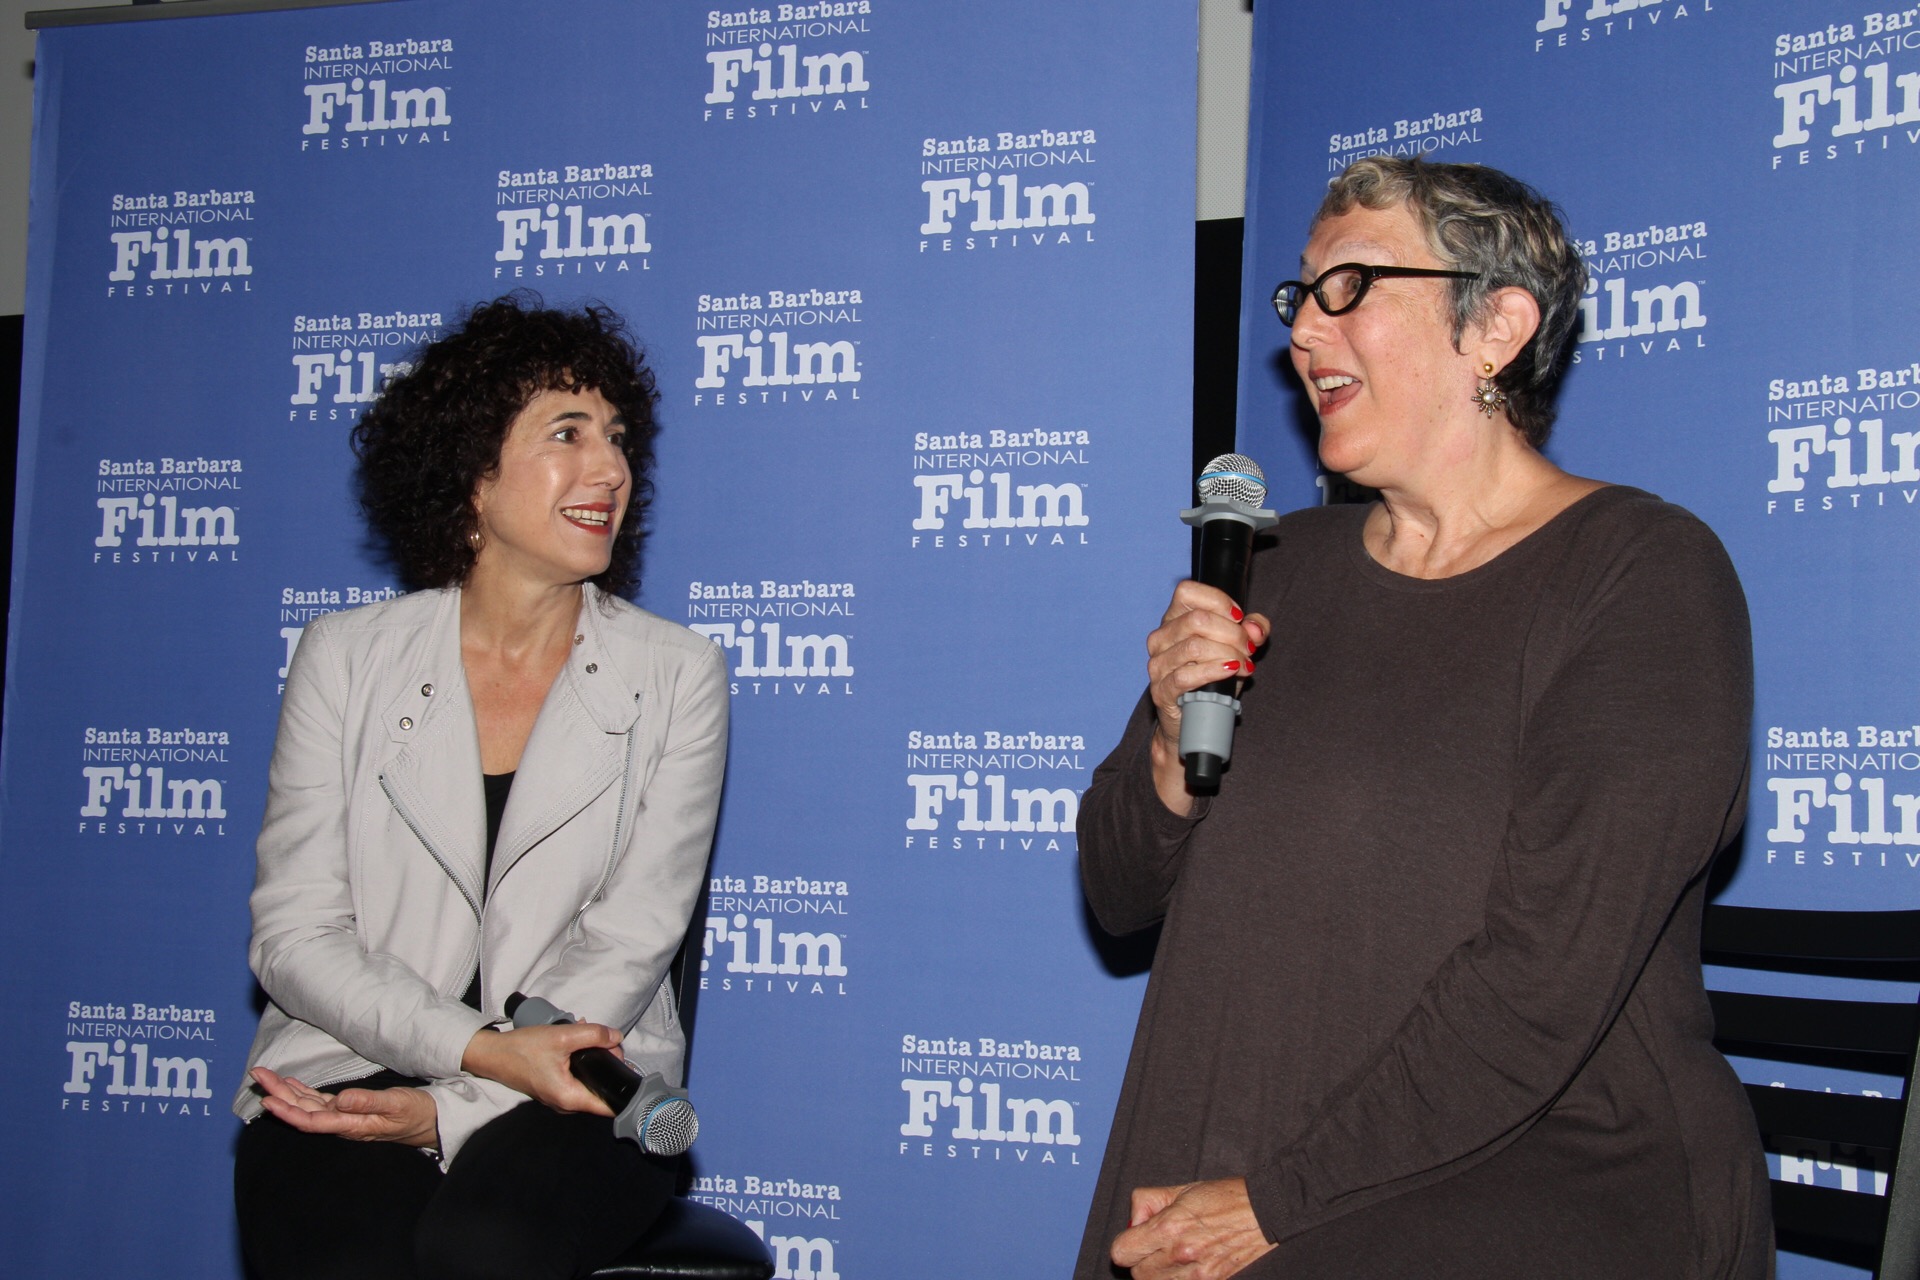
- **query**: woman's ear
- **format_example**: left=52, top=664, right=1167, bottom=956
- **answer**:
left=1473, top=286, right=1542, bottom=374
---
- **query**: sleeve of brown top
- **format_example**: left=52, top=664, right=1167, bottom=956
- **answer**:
left=1078, top=691, right=1215, bottom=937
left=1241, top=510, right=1753, bottom=1244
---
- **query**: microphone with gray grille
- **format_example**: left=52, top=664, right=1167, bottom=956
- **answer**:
left=504, top=992, right=699, bottom=1157
left=1177, top=454, right=1279, bottom=793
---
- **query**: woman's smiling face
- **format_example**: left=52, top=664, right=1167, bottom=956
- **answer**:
left=471, top=387, right=630, bottom=588
left=1289, top=202, right=1484, bottom=488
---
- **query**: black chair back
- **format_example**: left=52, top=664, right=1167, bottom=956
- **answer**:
left=588, top=883, right=775, bottom=1280
left=1703, top=904, right=1920, bottom=1277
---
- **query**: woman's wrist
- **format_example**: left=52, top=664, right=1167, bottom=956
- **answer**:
left=395, top=1087, right=442, bottom=1148
left=401, top=1111, right=442, bottom=1149
left=460, top=1026, right=503, bottom=1081
left=1149, top=729, right=1196, bottom=816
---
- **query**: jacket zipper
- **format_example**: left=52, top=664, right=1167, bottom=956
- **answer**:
left=570, top=726, right=639, bottom=941
left=301, top=1059, right=389, bottom=1092
left=379, top=773, right=483, bottom=922
left=379, top=772, right=484, bottom=994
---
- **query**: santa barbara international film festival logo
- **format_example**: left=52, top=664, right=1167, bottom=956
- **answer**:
left=909, top=426, right=1091, bottom=551
left=904, top=725, right=1087, bottom=852
left=691, top=286, right=863, bottom=409
left=1757, top=718, right=1920, bottom=873
left=1532, top=0, right=1719, bottom=54
left=1769, top=12, right=1920, bottom=169
left=701, top=2, right=872, bottom=124
left=105, top=186, right=255, bottom=299
left=94, top=454, right=241, bottom=568
left=1763, top=348, right=1920, bottom=517
left=1569, top=214, right=1708, bottom=367
left=702, top=872, right=848, bottom=999
left=79, top=723, right=232, bottom=837
left=298, top=32, right=452, bottom=151
left=918, top=126, right=1098, bottom=254
left=899, top=1029, right=1087, bottom=1167
left=1325, top=104, right=1485, bottom=173
left=289, top=307, right=443, bottom=424
left=61, top=998, right=219, bottom=1120
left=492, top=159, right=655, bottom=280
left=278, top=583, right=403, bottom=692
left=686, top=577, right=854, bottom=697
left=689, top=1172, right=845, bottom=1280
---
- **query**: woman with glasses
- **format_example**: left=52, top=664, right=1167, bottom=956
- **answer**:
left=1075, top=158, right=1768, bottom=1279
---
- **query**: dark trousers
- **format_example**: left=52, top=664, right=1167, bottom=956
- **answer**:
left=234, top=1071, right=677, bottom=1280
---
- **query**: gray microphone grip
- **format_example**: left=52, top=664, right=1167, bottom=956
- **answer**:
left=1177, top=690, right=1242, bottom=763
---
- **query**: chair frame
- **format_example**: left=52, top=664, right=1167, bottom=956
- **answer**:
left=586, top=887, right=775, bottom=1280
left=1703, top=904, right=1920, bottom=1277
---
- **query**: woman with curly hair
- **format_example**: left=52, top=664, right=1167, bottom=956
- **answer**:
left=230, top=295, right=728, bottom=1280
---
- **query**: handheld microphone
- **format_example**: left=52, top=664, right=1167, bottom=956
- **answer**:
left=1177, top=453, right=1278, bottom=793
left=504, top=992, right=699, bottom=1157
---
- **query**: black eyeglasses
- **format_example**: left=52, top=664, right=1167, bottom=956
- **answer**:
left=1271, top=263, right=1480, bottom=325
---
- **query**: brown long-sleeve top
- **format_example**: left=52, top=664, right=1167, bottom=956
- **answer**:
left=1075, top=487, right=1772, bottom=1279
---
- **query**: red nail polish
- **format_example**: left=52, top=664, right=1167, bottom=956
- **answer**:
left=1223, top=661, right=1239, bottom=671
left=1243, top=659, right=1255, bottom=674
left=1229, top=605, right=1244, bottom=622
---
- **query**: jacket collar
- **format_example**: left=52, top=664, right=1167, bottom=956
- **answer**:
left=496, top=586, right=643, bottom=877
left=379, top=585, right=642, bottom=733
left=563, top=584, right=644, bottom=735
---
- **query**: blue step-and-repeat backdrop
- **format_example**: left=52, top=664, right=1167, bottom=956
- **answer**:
left=1240, top=3, right=1920, bottom=1275
left=0, top=1, right=1196, bottom=1275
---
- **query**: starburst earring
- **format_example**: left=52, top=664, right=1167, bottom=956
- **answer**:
left=1471, top=361, right=1507, bottom=417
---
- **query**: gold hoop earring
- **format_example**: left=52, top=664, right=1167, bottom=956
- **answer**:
left=1471, top=361, right=1507, bottom=417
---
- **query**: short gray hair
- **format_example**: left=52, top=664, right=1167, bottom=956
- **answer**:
left=1315, top=157, right=1585, bottom=448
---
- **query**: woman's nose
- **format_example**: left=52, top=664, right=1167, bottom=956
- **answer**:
left=1290, top=295, right=1333, bottom=346
left=587, top=436, right=628, bottom=487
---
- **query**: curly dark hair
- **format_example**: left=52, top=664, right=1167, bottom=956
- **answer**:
left=352, top=293, right=659, bottom=595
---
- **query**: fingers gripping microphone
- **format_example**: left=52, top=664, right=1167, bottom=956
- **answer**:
left=1178, top=454, right=1278, bottom=793
left=504, top=992, right=699, bottom=1157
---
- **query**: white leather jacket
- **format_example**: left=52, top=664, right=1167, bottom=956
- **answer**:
left=231, top=585, right=728, bottom=1165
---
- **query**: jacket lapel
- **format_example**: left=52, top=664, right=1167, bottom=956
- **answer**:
left=377, top=590, right=487, bottom=910
left=491, top=588, right=644, bottom=889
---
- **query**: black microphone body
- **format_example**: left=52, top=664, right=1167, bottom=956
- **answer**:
left=503, top=992, right=700, bottom=1157
left=1178, top=455, right=1278, bottom=792
left=567, top=1043, right=644, bottom=1114
left=1192, top=514, right=1259, bottom=700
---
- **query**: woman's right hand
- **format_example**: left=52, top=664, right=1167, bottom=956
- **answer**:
left=251, top=1067, right=440, bottom=1147
left=460, top=1021, right=626, bottom=1116
left=1145, top=581, right=1270, bottom=813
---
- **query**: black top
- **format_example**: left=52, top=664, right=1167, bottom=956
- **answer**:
left=1075, top=488, right=1771, bottom=1279
left=460, top=771, right=515, bottom=1013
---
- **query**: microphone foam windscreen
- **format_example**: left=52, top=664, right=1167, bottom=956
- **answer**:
left=1197, top=454, right=1268, bottom=507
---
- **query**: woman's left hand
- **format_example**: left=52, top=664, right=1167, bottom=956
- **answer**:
left=1110, top=1178, right=1275, bottom=1280
left=251, top=1066, right=439, bottom=1148
left=460, top=1022, right=624, bottom=1117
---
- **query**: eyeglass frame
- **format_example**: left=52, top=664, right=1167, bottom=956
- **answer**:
left=1270, top=263, right=1481, bottom=326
